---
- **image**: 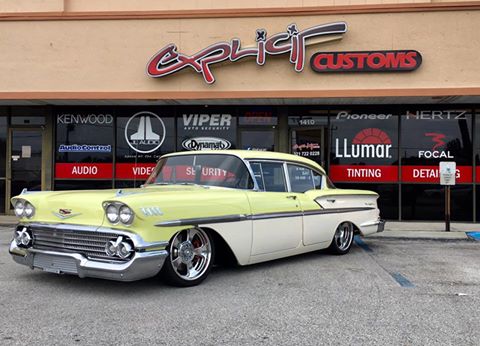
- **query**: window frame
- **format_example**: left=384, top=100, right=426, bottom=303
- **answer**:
left=246, top=159, right=328, bottom=193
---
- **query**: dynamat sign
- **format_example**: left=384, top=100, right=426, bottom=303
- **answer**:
left=147, top=22, right=348, bottom=84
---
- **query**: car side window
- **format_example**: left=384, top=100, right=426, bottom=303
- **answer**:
left=312, top=170, right=323, bottom=189
left=287, top=164, right=315, bottom=193
left=249, top=161, right=287, bottom=192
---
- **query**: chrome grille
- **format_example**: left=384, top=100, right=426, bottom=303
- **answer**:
left=33, top=253, right=78, bottom=274
left=31, top=226, right=127, bottom=262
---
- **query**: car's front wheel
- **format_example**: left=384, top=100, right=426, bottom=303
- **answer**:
left=328, top=222, right=354, bottom=255
left=162, top=228, right=214, bottom=287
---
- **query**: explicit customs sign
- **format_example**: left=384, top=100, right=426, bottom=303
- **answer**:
left=310, top=50, right=422, bottom=73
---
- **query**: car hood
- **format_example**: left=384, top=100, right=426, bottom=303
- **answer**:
left=12, top=185, right=251, bottom=229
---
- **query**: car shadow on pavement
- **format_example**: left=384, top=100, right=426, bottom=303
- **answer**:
left=11, top=241, right=378, bottom=293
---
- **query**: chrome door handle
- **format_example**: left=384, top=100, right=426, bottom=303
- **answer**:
left=286, top=195, right=297, bottom=200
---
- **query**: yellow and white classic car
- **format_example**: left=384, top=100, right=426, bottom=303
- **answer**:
left=9, top=150, right=384, bottom=286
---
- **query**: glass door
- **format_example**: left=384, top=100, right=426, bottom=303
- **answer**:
left=8, top=129, right=43, bottom=208
left=291, top=128, right=326, bottom=167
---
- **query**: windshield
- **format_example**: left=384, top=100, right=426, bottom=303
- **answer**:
left=145, top=154, right=254, bottom=189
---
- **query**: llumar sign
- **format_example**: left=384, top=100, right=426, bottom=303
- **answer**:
left=147, top=22, right=348, bottom=84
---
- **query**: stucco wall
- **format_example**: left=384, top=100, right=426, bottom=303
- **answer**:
left=0, top=10, right=478, bottom=97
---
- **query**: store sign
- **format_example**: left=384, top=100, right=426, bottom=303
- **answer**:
left=182, top=137, right=231, bottom=151
left=293, top=143, right=321, bottom=157
left=57, top=113, right=113, bottom=124
left=55, top=163, right=113, bottom=179
left=147, top=22, right=347, bottom=84
left=115, top=163, right=156, bottom=180
left=182, top=114, right=232, bottom=130
left=418, top=133, right=453, bottom=159
left=329, top=165, right=398, bottom=182
left=335, top=111, right=393, bottom=120
left=311, top=50, right=422, bottom=73
left=334, top=128, right=393, bottom=159
left=124, top=111, right=166, bottom=154
left=404, top=110, right=468, bottom=120
left=401, top=166, right=472, bottom=183
left=58, top=144, right=111, bottom=153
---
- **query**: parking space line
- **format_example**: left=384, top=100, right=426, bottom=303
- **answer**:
left=354, top=236, right=374, bottom=253
left=390, top=272, right=415, bottom=288
left=466, top=232, right=480, bottom=241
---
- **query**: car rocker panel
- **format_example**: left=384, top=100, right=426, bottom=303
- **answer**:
left=9, top=150, right=385, bottom=286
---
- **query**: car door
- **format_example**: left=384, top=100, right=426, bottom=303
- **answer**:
left=286, top=164, right=338, bottom=246
left=246, top=161, right=303, bottom=256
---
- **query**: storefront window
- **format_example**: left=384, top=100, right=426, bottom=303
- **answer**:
left=177, top=107, right=237, bottom=151
left=115, top=108, right=175, bottom=187
left=401, top=109, right=473, bottom=183
left=240, top=130, right=274, bottom=151
left=401, top=184, right=473, bottom=221
left=54, top=108, right=114, bottom=189
left=329, top=108, right=399, bottom=183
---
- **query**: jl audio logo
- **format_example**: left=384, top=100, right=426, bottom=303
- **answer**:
left=125, top=111, right=166, bottom=154
left=130, top=116, right=160, bottom=141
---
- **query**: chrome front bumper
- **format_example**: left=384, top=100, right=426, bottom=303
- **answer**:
left=10, top=240, right=168, bottom=282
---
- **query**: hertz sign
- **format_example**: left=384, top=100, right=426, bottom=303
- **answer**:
left=310, top=50, right=422, bottom=73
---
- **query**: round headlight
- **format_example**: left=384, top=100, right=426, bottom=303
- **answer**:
left=119, top=205, right=134, bottom=225
left=24, top=202, right=35, bottom=218
left=14, top=201, right=25, bottom=217
left=117, top=241, right=133, bottom=259
left=106, top=204, right=119, bottom=224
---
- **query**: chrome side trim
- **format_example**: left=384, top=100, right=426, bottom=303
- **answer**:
left=155, top=207, right=375, bottom=227
left=156, top=214, right=248, bottom=227
left=19, top=223, right=168, bottom=250
left=249, top=211, right=303, bottom=220
left=303, top=207, right=375, bottom=215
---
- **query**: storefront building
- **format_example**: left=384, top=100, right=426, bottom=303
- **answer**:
left=1, top=1, right=480, bottom=221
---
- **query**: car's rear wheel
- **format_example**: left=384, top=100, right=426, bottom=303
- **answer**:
left=328, top=222, right=354, bottom=255
left=162, top=227, right=214, bottom=287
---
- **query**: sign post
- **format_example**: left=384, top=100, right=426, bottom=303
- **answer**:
left=439, top=162, right=456, bottom=232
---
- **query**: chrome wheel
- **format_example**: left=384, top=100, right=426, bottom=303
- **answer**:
left=329, top=222, right=354, bottom=255
left=169, top=228, right=212, bottom=282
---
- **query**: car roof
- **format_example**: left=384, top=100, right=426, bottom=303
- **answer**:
left=161, top=150, right=326, bottom=174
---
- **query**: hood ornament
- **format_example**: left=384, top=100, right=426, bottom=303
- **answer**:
left=52, top=208, right=82, bottom=219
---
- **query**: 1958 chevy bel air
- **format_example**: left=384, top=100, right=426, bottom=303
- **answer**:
left=9, top=150, right=384, bottom=286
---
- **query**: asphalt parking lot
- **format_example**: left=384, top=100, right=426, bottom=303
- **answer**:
left=0, top=226, right=479, bottom=346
